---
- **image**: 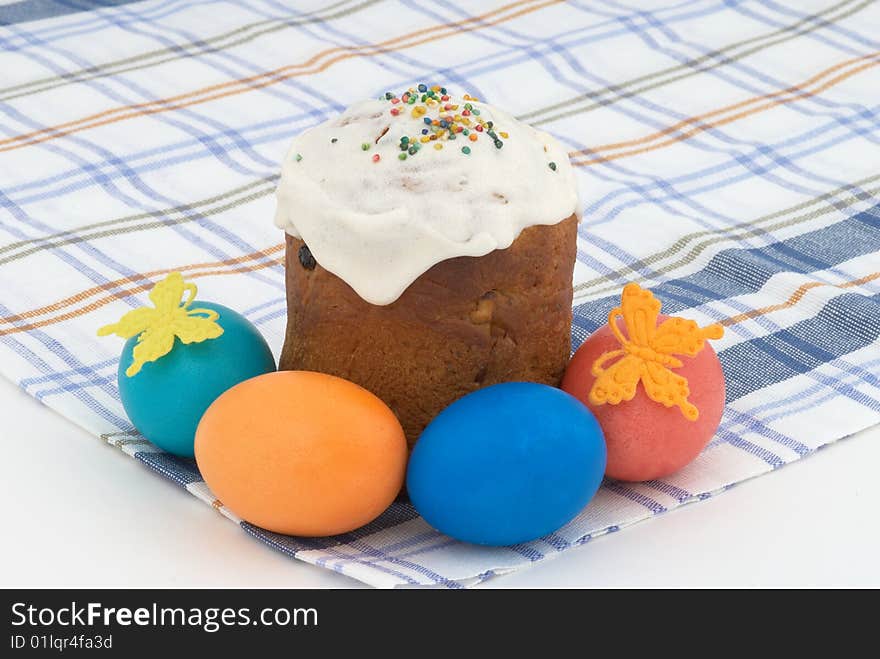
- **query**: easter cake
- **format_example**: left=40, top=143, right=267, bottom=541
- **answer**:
left=274, top=85, right=579, bottom=447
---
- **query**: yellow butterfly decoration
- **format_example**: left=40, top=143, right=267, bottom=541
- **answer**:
left=589, top=283, right=724, bottom=421
left=98, top=272, right=223, bottom=377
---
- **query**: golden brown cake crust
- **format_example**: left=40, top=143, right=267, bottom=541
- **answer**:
left=280, top=214, right=578, bottom=448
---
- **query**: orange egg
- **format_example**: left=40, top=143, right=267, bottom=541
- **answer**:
left=194, top=370, right=407, bottom=536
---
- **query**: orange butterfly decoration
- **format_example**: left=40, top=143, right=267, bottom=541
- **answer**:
left=588, top=283, right=724, bottom=421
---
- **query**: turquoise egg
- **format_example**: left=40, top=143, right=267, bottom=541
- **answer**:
left=117, top=302, right=276, bottom=457
left=407, top=382, right=606, bottom=546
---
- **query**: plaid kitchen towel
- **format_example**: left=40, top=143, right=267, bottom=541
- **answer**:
left=1, top=0, right=879, bottom=588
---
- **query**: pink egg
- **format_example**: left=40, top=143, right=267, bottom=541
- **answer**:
left=562, top=315, right=725, bottom=482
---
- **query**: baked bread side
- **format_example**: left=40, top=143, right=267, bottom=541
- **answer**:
left=280, top=214, right=578, bottom=448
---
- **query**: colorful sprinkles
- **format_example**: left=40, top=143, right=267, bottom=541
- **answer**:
left=298, top=86, right=561, bottom=172
left=372, top=84, right=508, bottom=162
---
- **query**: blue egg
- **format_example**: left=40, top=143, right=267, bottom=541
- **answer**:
left=118, top=302, right=275, bottom=457
left=407, top=383, right=606, bottom=546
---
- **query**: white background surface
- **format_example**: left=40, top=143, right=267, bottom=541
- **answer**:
left=1, top=374, right=877, bottom=588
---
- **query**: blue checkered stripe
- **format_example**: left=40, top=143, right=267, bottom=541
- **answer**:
left=0, top=0, right=878, bottom=587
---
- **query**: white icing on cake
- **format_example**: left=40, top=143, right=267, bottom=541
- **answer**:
left=274, top=90, right=579, bottom=305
